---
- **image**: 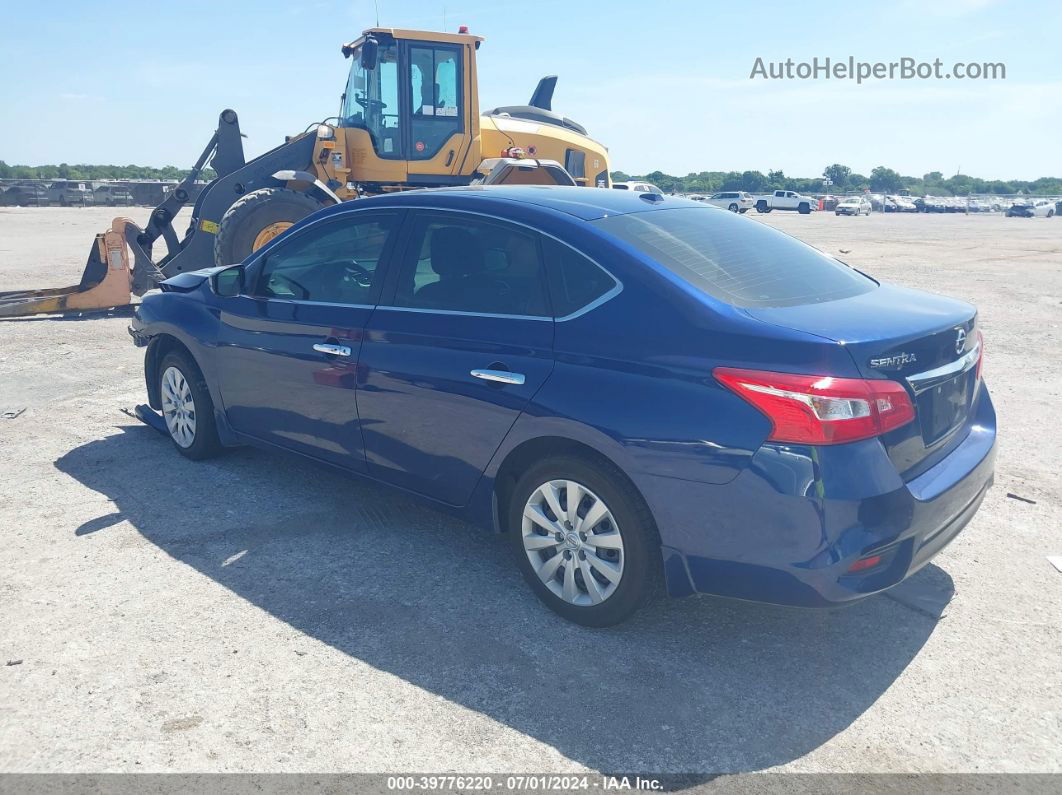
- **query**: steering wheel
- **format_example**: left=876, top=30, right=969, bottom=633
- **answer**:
left=355, top=96, right=387, bottom=111
left=343, top=260, right=373, bottom=289
left=269, top=274, right=309, bottom=300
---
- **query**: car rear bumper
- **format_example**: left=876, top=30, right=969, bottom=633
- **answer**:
left=644, top=387, right=997, bottom=606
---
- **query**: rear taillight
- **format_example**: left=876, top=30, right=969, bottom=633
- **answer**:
left=714, top=367, right=916, bottom=445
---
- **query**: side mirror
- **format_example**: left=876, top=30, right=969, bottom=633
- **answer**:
left=212, top=265, right=243, bottom=297
left=360, top=36, right=379, bottom=70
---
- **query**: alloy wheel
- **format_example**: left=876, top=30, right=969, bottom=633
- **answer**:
left=161, top=366, right=197, bottom=448
left=521, top=479, right=625, bottom=606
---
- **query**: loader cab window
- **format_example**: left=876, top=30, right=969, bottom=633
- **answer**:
left=341, top=41, right=402, bottom=159
left=409, top=44, right=463, bottom=160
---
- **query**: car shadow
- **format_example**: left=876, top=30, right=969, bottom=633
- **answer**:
left=55, top=425, right=954, bottom=775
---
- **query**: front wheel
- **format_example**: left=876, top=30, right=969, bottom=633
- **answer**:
left=159, top=351, right=223, bottom=460
left=798, top=202, right=811, bottom=214
left=509, top=456, right=661, bottom=626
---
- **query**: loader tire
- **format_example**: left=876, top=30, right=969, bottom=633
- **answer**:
left=214, top=188, right=326, bottom=267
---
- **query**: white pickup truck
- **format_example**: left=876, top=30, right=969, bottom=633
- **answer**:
left=753, top=190, right=817, bottom=214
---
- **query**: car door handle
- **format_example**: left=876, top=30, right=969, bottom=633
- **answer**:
left=313, top=343, right=352, bottom=357
left=471, top=369, right=525, bottom=385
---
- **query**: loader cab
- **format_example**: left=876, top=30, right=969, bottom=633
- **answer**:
left=338, top=28, right=481, bottom=188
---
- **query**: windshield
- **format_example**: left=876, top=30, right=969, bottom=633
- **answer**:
left=340, top=41, right=401, bottom=158
left=593, top=207, right=876, bottom=308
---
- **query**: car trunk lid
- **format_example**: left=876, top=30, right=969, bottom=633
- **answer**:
left=745, top=283, right=980, bottom=477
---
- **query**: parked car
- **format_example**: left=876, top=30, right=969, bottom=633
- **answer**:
left=884, top=195, right=917, bottom=213
left=753, top=190, right=816, bottom=214
left=612, top=181, right=662, bottom=195
left=94, top=184, right=135, bottom=206
left=703, top=191, right=754, bottom=213
left=48, top=181, right=94, bottom=206
left=0, top=181, right=49, bottom=206
left=130, top=187, right=996, bottom=626
left=835, top=196, right=872, bottom=216
left=1006, top=200, right=1055, bottom=218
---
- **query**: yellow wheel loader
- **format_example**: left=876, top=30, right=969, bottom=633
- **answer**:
left=0, top=26, right=610, bottom=318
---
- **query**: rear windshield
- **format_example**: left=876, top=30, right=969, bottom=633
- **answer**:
left=593, top=207, right=876, bottom=308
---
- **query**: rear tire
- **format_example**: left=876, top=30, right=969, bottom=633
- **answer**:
left=158, top=351, right=223, bottom=460
left=728, top=203, right=739, bottom=212
left=756, top=200, right=769, bottom=213
left=214, top=187, right=326, bottom=267
left=508, top=455, right=662, bottom=627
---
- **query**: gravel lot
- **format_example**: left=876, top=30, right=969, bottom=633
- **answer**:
left=0, top=206, right=1059, bottom=775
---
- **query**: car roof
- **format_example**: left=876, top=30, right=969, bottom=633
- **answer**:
left=322, top=185, right=702, bottom=221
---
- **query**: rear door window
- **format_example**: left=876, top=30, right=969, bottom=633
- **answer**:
left=593, top=207, right=875, bottom=308
left=543, top=238, right=618, bottom=318
left=392, top=214, right=551, bottom=317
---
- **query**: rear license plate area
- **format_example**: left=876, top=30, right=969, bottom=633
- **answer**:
left=917, top=370, right=974, bottom=444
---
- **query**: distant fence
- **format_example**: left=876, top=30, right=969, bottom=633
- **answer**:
left=0, top=179, right=208, bottom=207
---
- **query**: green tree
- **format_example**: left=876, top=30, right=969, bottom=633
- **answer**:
left=740, top=170, right=768, bottom=192
left=823, top=164, right=851, bottom=188
left=870, top=166, right=903, bottom=193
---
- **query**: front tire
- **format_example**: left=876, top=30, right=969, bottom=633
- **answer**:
left=508, top=455, right=661, bottom=627
left=798, top=202, right=811, bottom=214
left=214, top=187, right=326, bottom=267
left=159, top=351, right=223, bottom=460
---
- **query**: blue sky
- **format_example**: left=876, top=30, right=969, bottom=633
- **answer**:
left=1, top=0, right=1059, bottom=179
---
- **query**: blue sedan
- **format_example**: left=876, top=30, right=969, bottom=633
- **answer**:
left=130, top=186, right=996, bottom=626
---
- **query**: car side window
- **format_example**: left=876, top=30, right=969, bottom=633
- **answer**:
left=543, top=238, right=617, bottom=318
left=254, top=213, right=397, bottom=304
left=392, top=214, right=550, bottom=317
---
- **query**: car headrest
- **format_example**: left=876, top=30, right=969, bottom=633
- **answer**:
left=430, top=227, right=485, bottom=279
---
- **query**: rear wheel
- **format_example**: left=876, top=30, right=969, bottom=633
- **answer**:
left=728, top=203, right=739, bottom=212
left=214, top=187, right=326, bottom=267
left=509, top=455, right=661, bottom=626
left=756, top=200, right=769, bottom=213
left=159, top=351, right=223, bottom=460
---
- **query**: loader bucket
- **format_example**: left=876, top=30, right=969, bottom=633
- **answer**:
left=0, top=218, right=136, bottom=318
